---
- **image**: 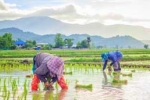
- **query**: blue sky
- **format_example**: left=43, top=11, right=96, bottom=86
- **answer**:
left=1, top=0, right=150, bottom=26
left=4, top=0, right=66, bottom=9
left=0, top=0, right=150, bottom=40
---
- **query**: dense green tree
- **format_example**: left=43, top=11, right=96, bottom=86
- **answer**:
left=64, top=38, right=74, bottom=48
left=54, top=33, right=64, bottom=48
left=3, top=33, right=13, bottom=48
left=23, top=40, right=36, bottom=49
left=33, top=40, right=36, bottom=46
left=76, top=40, right=88, bottom=49
left=41, top=44, right=53, bottom=50
left=76, top=42, right=82, bottom=49
left=144, top=44, right=149, bottom=49
left=81, top=40, right=88, bottom=48
left=0, top=33, right=13, bottom=49
left=0, top=37, right=5, bottom=49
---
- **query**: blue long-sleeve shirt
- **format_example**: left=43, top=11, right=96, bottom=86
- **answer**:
left=102, top=51, right=122, bottom=70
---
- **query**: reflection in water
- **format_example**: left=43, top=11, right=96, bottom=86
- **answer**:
left=32, top=92, right=41, bottom=100
left=44, top=90, right=53, bottom=100
left=102, top=71, right=122, bottom=88
left=57, top=89, right=68, bottom=100
left=101, top=71, right=124, bottom=100
left=32, top=89, right=68, bottom=100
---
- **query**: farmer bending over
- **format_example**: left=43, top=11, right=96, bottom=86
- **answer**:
left=31, top=53, right=68, bottom=91
left=101, top=50, right=123, bottom=72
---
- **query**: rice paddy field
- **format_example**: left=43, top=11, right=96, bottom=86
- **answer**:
left=0, top=49, right=150, bottom=100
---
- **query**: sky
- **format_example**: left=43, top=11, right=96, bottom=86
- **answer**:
left=0, top=0, right=150, bottom=40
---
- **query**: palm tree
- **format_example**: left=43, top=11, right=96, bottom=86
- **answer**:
left=87, top=37, right=91, bottom=49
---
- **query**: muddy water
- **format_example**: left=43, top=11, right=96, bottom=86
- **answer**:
left=0, top=69, right=150, bottom=100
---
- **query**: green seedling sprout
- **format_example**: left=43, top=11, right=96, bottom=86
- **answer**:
left=6, top=90, right=10, bottom=100
left=75, top=84, right=93, bottom=91
left=122, top=73, right=132, bottom=77
left=2, top=78, right=7, bottom=98
left=55, top=82, right=59, bottom=91
left=49, top=92, right=54, bottom=100
left=131, top=69, right=136, bottom=72
left=112, top=79, right=128, bottom=85
left=63, top=71, right=72, bottom=75
left=12, top=79, right=18, bottom=98
left=23, top=79, right=28, bottom=100
left=75, top=80, right=92, bottom=91
left=32, top=93, right=41, bottom=100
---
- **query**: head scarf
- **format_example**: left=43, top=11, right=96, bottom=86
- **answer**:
left=101, top=53, right=109, bottom=62
left=47, top=56, right=64, bottom=80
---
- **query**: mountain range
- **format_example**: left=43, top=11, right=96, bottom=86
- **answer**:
left=0, top=16, right=149, bottom=48
left=0, top=27, right=145, bottom=48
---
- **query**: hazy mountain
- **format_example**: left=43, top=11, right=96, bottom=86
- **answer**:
left=0, top=27, right=40, bottom=40
left=0, top=16, right=150, bottom=41
left=0, top=27, right=144, bottom=48
left=0, top=16, right=69, bottom=34
left=141, top=40, right=150, bottom=46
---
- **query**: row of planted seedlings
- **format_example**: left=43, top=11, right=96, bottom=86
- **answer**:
left=0, top=76, right=62, bottom=100
left=1, top=49, right=150, bottom=58
left=62, top=62, right=97, bottom=92
left=64, top=62, right=150, bottom=90
left=0, top=59, right=32, bottom=72
left=121, top=63, right=150, bottom=72
left=0, top=75, right=66, bottom=100
left=64, top=62, right=103, bottom=74
left=0, top=76, right=31, bottom=100
left=64, top=62, right=150, bottom=73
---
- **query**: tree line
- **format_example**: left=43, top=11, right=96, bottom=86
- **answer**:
left=0, top=33, right=91, bottom=50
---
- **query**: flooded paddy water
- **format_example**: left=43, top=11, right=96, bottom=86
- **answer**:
left=0, top=65, right=150, bottom=100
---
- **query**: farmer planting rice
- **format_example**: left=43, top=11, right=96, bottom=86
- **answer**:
left=101, top=50, right=123, bottom=72
left=31, top=52, right=68, bottom=91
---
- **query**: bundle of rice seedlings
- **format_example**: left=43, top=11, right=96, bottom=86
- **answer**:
left=112, top=79, right=128, bottom=85
left=63, top=71, right=72, bottom=75
left=75, top=84, right=93, bottom=90
left=122, top=73, right=132, bottom=77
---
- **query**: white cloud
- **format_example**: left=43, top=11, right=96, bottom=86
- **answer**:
left=0, top=0, right=8, bottom=10
left=0, top=0, right=150, bottom=28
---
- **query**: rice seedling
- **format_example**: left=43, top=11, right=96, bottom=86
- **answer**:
left=75, top=80, right=93, bottom=90
left=63, top=71, right=72, bottom=75
left=49, top=92, right=54, bottom=100
left=6, top=90, right=10, bottom=100
left=12, top=79, right=18, bottom=98
left=2, top=78, right=7, bottom=98
left=75, top=84, right=93, bottom=91
left=131, top=69, right=136, bottom=72
left=112, top=79, right=128, bottom=85
left=55, top=82, right=58, bottom=90
left=122, top=73, right=132, bottom=77
left=23, top=79, right=28, bottom=100
left=112, top=71, right=121, bottom=76
left=32, top=93, right=41, bottom=100
left=25, top=74, right=33, bottom=78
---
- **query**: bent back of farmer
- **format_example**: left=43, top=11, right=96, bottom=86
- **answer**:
left=101, top=50, right=123, bottom=71
left=31, top=52, right=68, bottom=91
